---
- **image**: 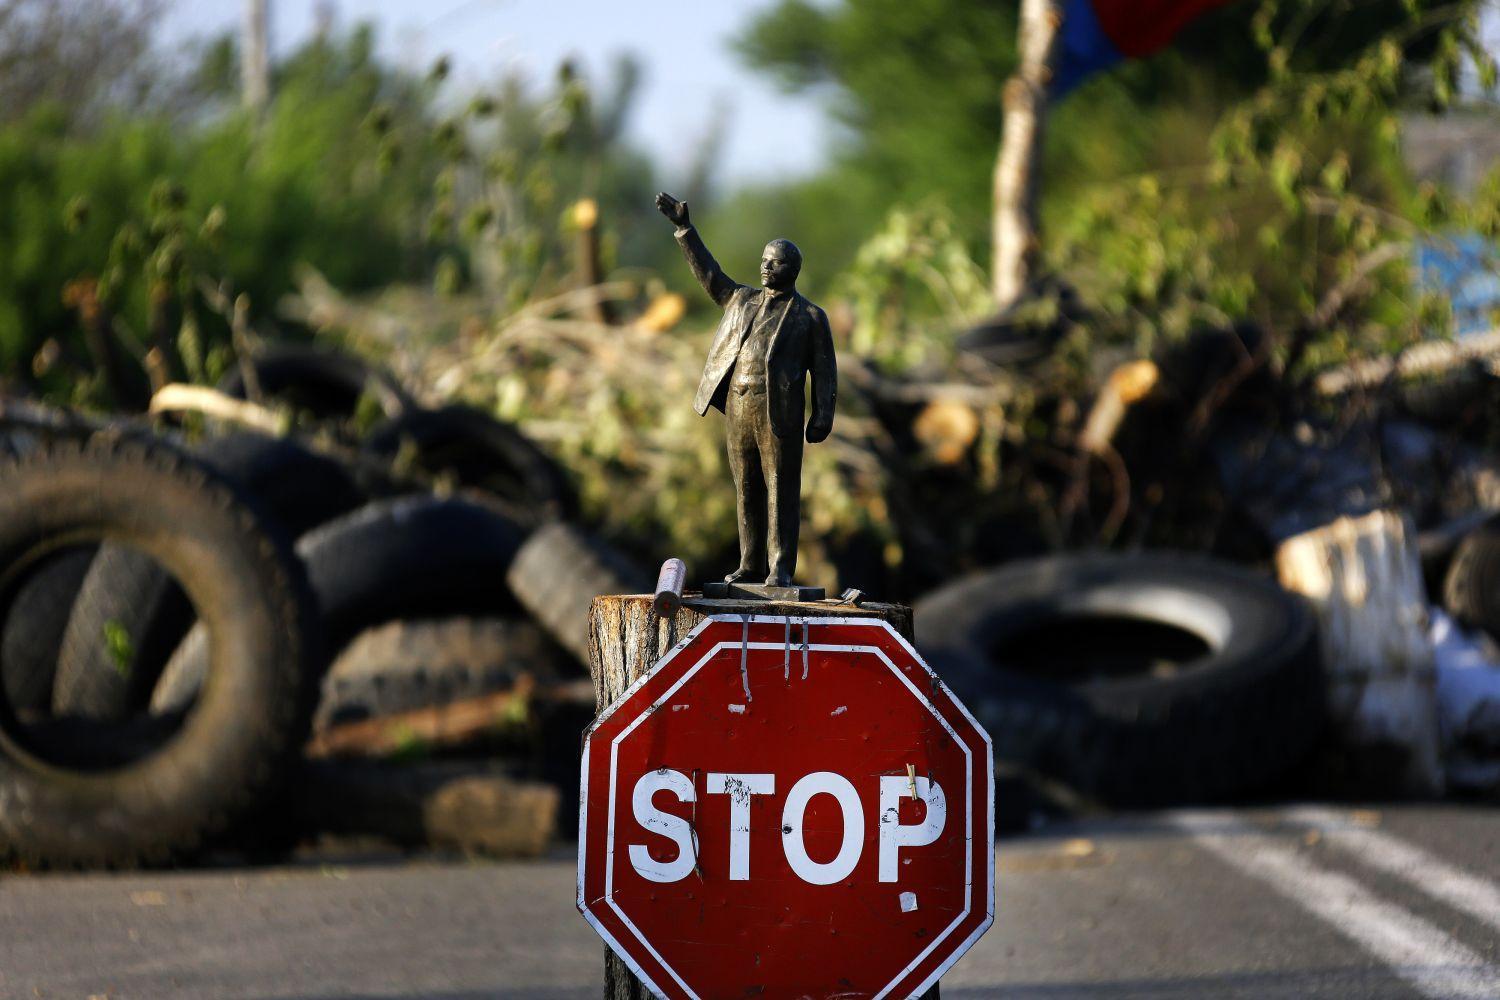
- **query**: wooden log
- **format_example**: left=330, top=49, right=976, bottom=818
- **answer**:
left=149, top=382, right=286, bottom=435
left=1315, top=326, right=1500, bottom=396
left=587, top=593, right=934, bottom=1000
left=305, top=676, right=596, bottom=761
left=1275, top=509, right=1444, bottom=795
left=305, top=675, right=538, bottom=760
left=296, top=760, right=559, bottom=858
left=1077, top=360, right=1160, bottom=455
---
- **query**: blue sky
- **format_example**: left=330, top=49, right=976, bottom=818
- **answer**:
left=163, top=0, right=835, bottom=186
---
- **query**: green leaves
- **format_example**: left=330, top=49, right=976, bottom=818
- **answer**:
left=63, top=195, right=90, bottom=232
left=1320, top=153, right=1349, bottom=196
left=0, top=26, right=435, bottom=394
left=837, top=203, right=989, bottom=368
left=102, top=620, right=133, bottom=678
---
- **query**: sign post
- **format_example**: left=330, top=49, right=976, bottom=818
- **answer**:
left=579, top=595, right=995, bottom=999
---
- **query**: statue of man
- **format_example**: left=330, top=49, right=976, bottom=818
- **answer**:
left=655, top=191, right=837, bottom=589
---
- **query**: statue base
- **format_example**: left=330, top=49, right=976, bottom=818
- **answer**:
left=701, top=581, right=826, bottom=602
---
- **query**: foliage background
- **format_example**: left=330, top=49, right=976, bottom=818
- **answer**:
left=4, top=0, right=1499, bottom=590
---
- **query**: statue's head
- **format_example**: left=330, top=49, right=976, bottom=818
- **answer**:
left=760, top=239, right=802, bottom=291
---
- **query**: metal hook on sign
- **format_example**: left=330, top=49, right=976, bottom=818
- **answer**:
left=739, top=615, right=752, bottom=702
left=800, top=622, right=810, bottom=681
left=783, top=617, right=792, bottom=682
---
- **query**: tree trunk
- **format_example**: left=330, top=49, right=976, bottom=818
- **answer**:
left=992, top=0, right=1062, bottom=310
left=242, top=0, right=270, bottom=113
left=587, top=594, right=934, bottom=999
left=573, top=198, right=615, bottom=325
left=1275, top=510, right=1444, bottom=795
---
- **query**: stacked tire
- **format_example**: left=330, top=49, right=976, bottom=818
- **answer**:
left=0, top=435, right=323, bottom=867
left=0, top=345, right=641, bottom=865
left=916, top=552, right=1325, bottom=806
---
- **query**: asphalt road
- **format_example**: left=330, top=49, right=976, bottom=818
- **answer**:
left=1, top=803, right=1497, bottom=1000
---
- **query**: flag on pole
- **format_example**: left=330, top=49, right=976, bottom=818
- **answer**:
left=1054, top=0, right=1235, bottom=94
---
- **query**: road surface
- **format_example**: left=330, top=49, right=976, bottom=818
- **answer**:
left=1, top=804, right=1497, bottom=999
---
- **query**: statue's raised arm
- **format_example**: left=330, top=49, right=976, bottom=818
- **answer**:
left=655, top=191, right=739, bottom=308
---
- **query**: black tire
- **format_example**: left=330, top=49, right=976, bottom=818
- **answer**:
left=301, top=494, right=528, bottom=653
left=217, top=343, right=413, bottom=422
left=0, top=398, right=111, bottom=439
left=1, top=547, right=93, bottom=715
left=197, top=431, right=367, bottom=538
left=0, top=436, right=322, bottom=867
left=52, top=546, right=194, bottom=720
left=1443, top=514, right=1500, bottom=638
left=152, top=495, right=527, bottom=713
left=363, top=406, right=577, bottom=521
left=1398, top=361, right=1496, bottom=428
left=915, top=552, right=1323, bottom=806
left=52, top=431, right=365, bottom=720
left=505, top=523, right=650, bottom=666
left=1416, top=508, right=1491, bottom=604
left=317, top=617, right=564, bottom=729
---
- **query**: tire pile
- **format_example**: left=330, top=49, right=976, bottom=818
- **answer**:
left=0, top=345, right=643, bottom=868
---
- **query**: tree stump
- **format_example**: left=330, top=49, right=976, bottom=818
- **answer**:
left=1275, top=509, right=1444, bottom=794
left=587, top=593, right=935, bottom=1000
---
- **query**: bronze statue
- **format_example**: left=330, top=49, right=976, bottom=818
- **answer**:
left=655, top=192, right=836, bottom=597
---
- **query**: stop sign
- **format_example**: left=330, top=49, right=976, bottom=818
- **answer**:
left=577, top=614, right=995, bottom=999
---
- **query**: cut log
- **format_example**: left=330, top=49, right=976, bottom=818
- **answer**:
left=148, top=383, right=287, bottom=435
left=1315, top=326, right=1500, bottom=396
left=1077, top=360, right=1160, bottom=455
left=296, top=759, right=558, bottom=858
left=587, top=593, right=932, bottom=999
left=306, top=675, right=596, bottom=760
left=306, top=676, right=537, bottom=759
left=1275, top=510, right=1444, bottom=795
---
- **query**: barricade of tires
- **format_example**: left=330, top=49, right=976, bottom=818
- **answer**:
left=0, top=342, right=1353, bottom=864
left=0, top=346, right=642, bottom=867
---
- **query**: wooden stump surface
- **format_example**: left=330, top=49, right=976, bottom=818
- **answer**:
left=588, top=594, right=913, bottom=714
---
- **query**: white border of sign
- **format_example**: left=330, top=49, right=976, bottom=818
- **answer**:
left=576, top=615, right=996, bottom=1000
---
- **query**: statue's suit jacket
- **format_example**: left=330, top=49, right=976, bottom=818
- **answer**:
left=675, top=225, right=837, bottom=440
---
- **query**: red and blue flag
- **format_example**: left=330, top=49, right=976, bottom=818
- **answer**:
left=1055, top=0, right=1235, bottom=94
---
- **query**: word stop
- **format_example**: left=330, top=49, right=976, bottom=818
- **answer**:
left=629, top=769, right=947, bottom=885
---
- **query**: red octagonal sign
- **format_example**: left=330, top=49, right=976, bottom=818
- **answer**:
left=578, top=615, right=995, bottom=998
